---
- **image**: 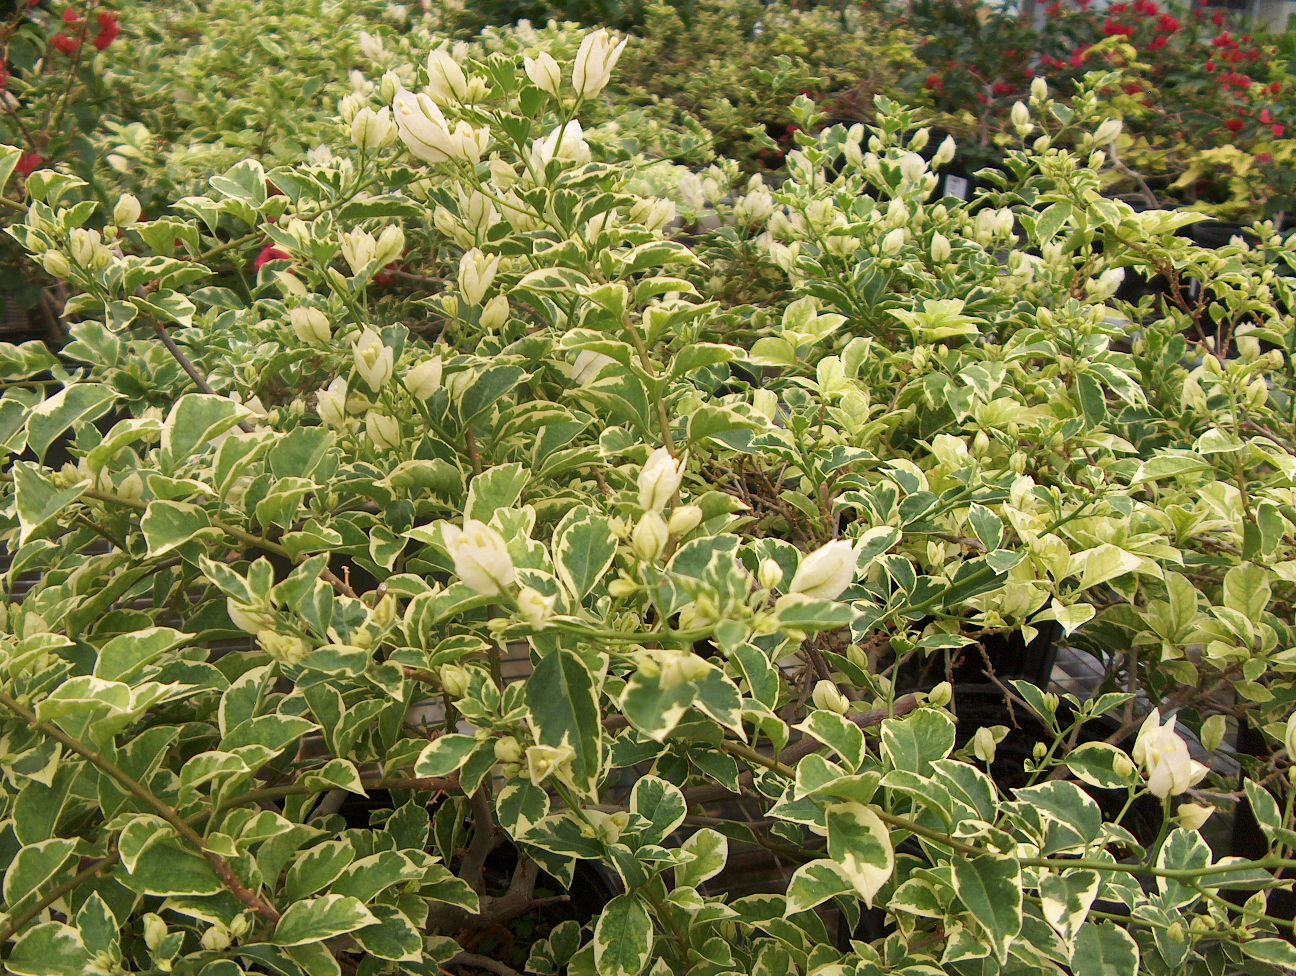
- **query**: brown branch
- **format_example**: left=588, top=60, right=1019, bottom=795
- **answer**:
left=445, top=953, right=522, bottom=976
left=459, top=787, right=495, bottom=898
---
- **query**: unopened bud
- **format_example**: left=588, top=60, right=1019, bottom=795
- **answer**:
left=930, top=232, right=950, bottom=263
left=440, top=664, right=470, bottom=698
left=973, top=726, right=997, bottom=764
left=142, top=914, right=167, bottom=951
left=758, top=558, right=783, bottom=591
left=41, top=249, right=71, bottom=278
left=494, top=735, right=523, bottom=763
left=631, top=510, right=669, bottom=562
left=289, top=306, right=331, bottom=345
left=668, top=505, right=703, bottom=537
left=811, top=680, right=850, bottom=714
left=480, top=293, right=509, bottom=330
left=113, top=193, right=142, bottom=226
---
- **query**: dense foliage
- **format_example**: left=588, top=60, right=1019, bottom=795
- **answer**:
left=6, top=4, right=1296, bottom=976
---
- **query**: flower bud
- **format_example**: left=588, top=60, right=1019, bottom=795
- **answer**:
left=404, top=357, right=443, bottom=399
left=811, top=680, right=849, bottom=714
left=317, top=377, right=349, bottom=428
left=457, top=246, right=499, bottom=306
left=440, top=664, right=470, bottom=698
left=41, top=249, right=71, bottom=278
left=608, top=577, right=638, bottom=597
left=113, top=193, right=142, bottom=226
left=1092, top=118, right=1123, bottom=145
left=142, top=914, right=167, bottom=951
left=289, top=306, right=331, bottom=345
left=1285, top=711, right=1296, bottom=759
left=932, top=135, right=956, bottom=168
left=351, top=106, right=397, bottom=151
left=425, top=49, right=469, bottom=104
left=572, top=28, right=628, bottom=99
left=757, top=558, right=783, bottom=591
left=1010, top=101, right=1030, bottom=129
left=374, top=224, right=404, bottom=268
left=1175, top=802, right=1214, bottom=831
left=69, top=227, right=102, bottom=267
left=667, top=504, right=703, bottom=537
left=632, top=510, right=669, bottom=562
left=380, top=70, right=401, bottom=104
left=494, top=735, right=524, bottom=763
left=353, top=328, right=394, bottom=390
left=200, top=924, right=231, bottom=951
left=524, top=51, right=561, bottom=95
left=930, top=232, right=951, bottom=263
left=899, top=152, right=926, bottom=183
left=366, top=411, right=401, bottom=449
left=517, top=585, right=556, bottom=629
left=341, top=228, right=377, bottom=273
left=464, top=293, right=505, bottom=334
left=973, top=726, right=997, bottom=764
left=928, top=681, right=952, bottom=708
left=637, top=447, right=684, bottom=512
left=789, top=539, right=856, bottom=601
left=338, top=92, right=365, bottom=123
left=1033, top=741, right=1048, bottom=759
left=258, top=630, right=309, bottom=666
left=445, top=519, right=516, bottom=596
left=227, top=600, right=275, bottom=634
left=1031, top=76, right=1047, bottom=101
left=881, top=227, right=905, bottom=256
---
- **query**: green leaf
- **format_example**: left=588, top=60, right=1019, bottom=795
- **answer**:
left=950, top=855, right=1022, bottom=963
left=94, top=627, right=191, bottom=681
left=1064, top=742, right=1137, bottom=789
left=686, top=405, right=762, bottom=446
left=2, top=838, right=78, bottom=908
left=784, top=859, right=855, bottom=915
left=413, top=734, right=479, bottom=777
left=555, top=514, right=617, bottom=601
left=284, top=840, right=355, bottom=902
left=141, top=500, right=214, bottom=557
left=630, top=776, right=686, bottom=846
left=13, top=461, right=87, bottom=545
left=525, top=650, right=602, bottom=795
left=1223, top=562, right=1270, bottom=620
left=675, top=828, right=727, bottom=889
left=1071, top=920, right=1139, bottom=976
left=351, top=904, right=423, bottom=963
left=1039, top=869, right=1099, bottom=944
left=25, top=384, right=120, bottom=462
left=795, top=710, right=865, bottom=771
left=464, top=462, right=529, bottom=521
left=880, top=709, right=955, bottom=775
left=162, top=394, right=249, bottom=467
left=5, top=922, right=93, bottom=976
left=272, top=894, right=379, bottom=946
left=825, top=802, right=893, bottom=906
left=593, top=894, right=652, bottom=976
left=1241, top=938, right=1296, bottom=968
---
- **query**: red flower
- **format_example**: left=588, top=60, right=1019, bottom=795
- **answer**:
left=1046, top=2, right=1062, bottom=13
left=1274, top=124, right=1286, bottom=137
left=1242, top=34, right=1252, bottom=42
left=97, top=11, right=118, bottom=26
left=1205, top=59, right=1216, bottom=71
left=1157, top=13, right=1180, bottom=30
left=1040, top=53, right=1064, bottom=67
left=1110, top=2, right=1128, bottom=11
left=1211, top=10, right=1225, bottom=23
left=992, top=80, right=1014, bottom=95
left=61, top=7, right=80, bottom=21
left=1103, top=19, right=1134, bottom=34
left=1257, top=152, right=1273, bottom=164
left=15, top=152, right=42, bottom=177
left=1123, top=82, right=1143, bottom=94
left=93, top=20, right=119, bottom=49
left=253, top=245, right=291, bottom=270
left=0, top=64, right=9, bottom=90
left=1148, top=35, right=1167, bottom=49
left=1070, top=45, right=1090, bottom=67
left=1261, top=108, right=1273, bottom=123
left=1134, top=0, right=1158, bottom=13
left=1271, top=82, right=1282, bottom=94
left=1225, top=118, right=1244, bottom=132
left=924, top=74, right=943, bottom=89
left=50, top=32, right=80, bottom=55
